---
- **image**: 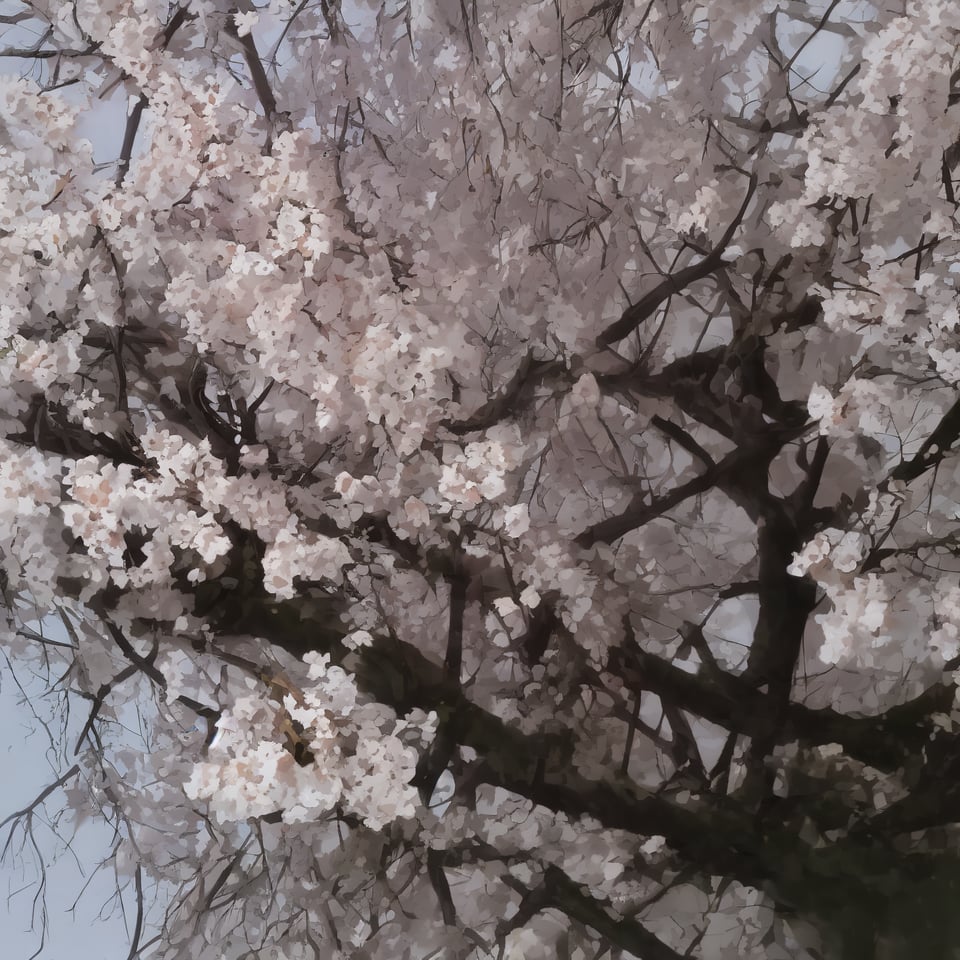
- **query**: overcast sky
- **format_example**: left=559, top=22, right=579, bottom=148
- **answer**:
left=0, top=648, right=141, bottom=958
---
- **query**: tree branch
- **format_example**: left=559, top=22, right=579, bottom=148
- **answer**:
left=597, top=173, right=757, bottom=348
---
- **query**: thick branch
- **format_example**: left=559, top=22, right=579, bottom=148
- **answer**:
left=890, top=395, right=960, bottom=484
left=575, top=428, right=803, bottom=548
left=597, top=173, right=757, bottom=348
left=116, top=6, right=194, bottom=185
left=427, top=848, right=457, bottom=926
left=229, top=591, right=823, bottom=895
left=224, top=9, right=278, bottom=119
left=609, top=637, right=950, bottom=773
left=441, top=355, right=564, bottom=435
left=575, top=461, right=723, bottom=548
left=516, top=865, right=691, bottom=960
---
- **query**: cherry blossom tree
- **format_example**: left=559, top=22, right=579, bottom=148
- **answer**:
left=1, top=0, right=959, bottom=957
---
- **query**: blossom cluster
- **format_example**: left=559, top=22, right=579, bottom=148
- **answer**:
left=185, top=653, right=435, bottom=829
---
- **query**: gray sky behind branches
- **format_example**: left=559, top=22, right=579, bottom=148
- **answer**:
left=1, top=637, right=142, bottom=958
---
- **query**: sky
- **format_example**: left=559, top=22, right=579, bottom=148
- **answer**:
left=0, top=638, right=142, bottom=958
